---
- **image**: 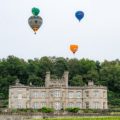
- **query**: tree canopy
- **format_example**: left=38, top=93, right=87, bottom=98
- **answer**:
left=0, top=55, right=120, bottom=108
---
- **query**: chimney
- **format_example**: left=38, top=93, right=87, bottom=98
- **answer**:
left=63, top=71, right=69, bottom=87
left=30, top=82, right=32, bottom=86
left=45, top=71, right=50, bottom=87
left=15, top=79, right=20, bottom=85
left=88, top=80, right=94, bottom=86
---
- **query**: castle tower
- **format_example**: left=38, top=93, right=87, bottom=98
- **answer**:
left=45, top=71, right=50, bottom=87
left=63, top=71, right=69, bottom=87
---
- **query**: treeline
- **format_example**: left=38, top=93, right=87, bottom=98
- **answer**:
left=0, top=55, right=120, bottom=108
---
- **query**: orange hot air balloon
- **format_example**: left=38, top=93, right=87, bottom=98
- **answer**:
left=70, top=44, right=78, bottom=54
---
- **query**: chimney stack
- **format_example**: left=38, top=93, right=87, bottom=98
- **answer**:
left=88, top=80, right=94, bottom=86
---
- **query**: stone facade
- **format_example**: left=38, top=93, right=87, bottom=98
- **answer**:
left=9, top=71, right=108, bottom=110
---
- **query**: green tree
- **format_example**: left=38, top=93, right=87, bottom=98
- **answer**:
left=53, top=57, right=68, bottom=78
left=28, top=75, right=43, bottom=86
left=38, top=56, right=53, bottom=79
left=79, top=58, right=97, bottom=75
left=68, top=59, right=80, bottom=80
left=84, top=69, right=99, bottom=85
left=69, top=75, right=84, bottom=86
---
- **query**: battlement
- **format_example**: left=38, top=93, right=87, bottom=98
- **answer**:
left=45, top=71, right=69, bottom=88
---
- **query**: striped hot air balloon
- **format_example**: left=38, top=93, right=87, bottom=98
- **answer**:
left=28, top=7, right=43, bottom=34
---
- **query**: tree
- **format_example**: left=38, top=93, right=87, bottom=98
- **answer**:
left=68, top=59, right=80, bottom=80
left=0, top=75, right=17, bottom=99
left=38, top=56, right=54, bottom=79
left=28, top=75, right=43, bottom=86
left=79, top=58, right=97, bottom=75
left=84, top=69, right=99, bottom=85
left=0, top=56, right=120, bottom=108
left=53, top=57, right=68, bottom=78
left=69, top=75, right=84, bottom=86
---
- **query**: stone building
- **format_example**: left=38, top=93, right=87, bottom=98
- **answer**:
left=9, top=71, right=108, bottom=110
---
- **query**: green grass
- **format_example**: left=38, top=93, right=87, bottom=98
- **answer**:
left=32, top=117, right=120, bottom=120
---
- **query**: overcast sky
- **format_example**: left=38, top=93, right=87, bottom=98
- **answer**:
left=0, top=0, right=120, bottom=61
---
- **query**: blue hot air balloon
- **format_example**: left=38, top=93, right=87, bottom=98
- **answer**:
left=75, top=11, right=84, bottom=22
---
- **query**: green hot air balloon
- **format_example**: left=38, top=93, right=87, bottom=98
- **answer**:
left=28, top=7, right=43, bottom=34
left=32, top=7, right=40, bottom=16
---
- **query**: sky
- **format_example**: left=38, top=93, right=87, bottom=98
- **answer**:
left=0, top=0, right=120, bottom=61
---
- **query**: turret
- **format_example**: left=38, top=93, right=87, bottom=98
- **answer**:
left=63, top=71, right=69, bottom=87
left=45, top=71, right=50, bottom=87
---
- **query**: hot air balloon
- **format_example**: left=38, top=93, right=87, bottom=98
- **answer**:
left=28, top=7, right=43, bottom=34
left=75, top=11, right=84, bottom=22
left=70, top=44, right=78, bottom=54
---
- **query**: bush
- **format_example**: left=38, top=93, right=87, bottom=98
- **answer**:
left=12, top=109, right=18, bottom=113
left=65, top=107, right=80, bottom=113
left=41, top=107, right=54, bottom=113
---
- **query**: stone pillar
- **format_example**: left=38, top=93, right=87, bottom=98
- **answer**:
left=63, top=71, right=69, bottom=88
left=45, top=71, right=50, bottom=87
left=9, top=88, right=11, bottom=108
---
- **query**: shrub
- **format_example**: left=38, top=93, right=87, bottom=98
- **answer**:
left=41, top=107, right=54, bottom=113
left=65, top=107, right=80, bottom=113
left=12, top=109, right=18, bottom=113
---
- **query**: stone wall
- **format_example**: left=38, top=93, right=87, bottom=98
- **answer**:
left=0, top=113, right=42, bottom=120
left=0, top=113, right=120, bottom=120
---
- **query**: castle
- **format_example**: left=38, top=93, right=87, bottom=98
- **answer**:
left=9, top=71, right=108, bottom=110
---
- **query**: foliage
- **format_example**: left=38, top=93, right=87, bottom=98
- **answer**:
left=0, top=56, right=120, bottom=108
left=69, top=75, right=84, bottom=86
left=0, top=99, right=8, bottom=108
left=41, top=107, right=54, bottom=113
left=65, top=107, right=80, bottom=113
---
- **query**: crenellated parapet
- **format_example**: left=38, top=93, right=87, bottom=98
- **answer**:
left=45, top=71, right=69, bottom=88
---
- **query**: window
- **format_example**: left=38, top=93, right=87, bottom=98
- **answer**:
left=34, top=92, right=39, bottom=98
left=94, top=101, right=99, bottom=109
left=76, top=91, right=81, bottom=98
left=68, top=92, right=74, bottom=98
left=17, top=101, right=22, bottom=108
left=33, top=102, right=39, bottom=109
left=85, top=102, right=89, bottom=109
left=41, top=92, right=46, bottom=98
left=68, top=102, right=74, bottom=108
left=53, top=90, right=61, bottom=97
left=32, top=92, right=39, bottom=98
left=41, top=102, right=46, bottom=108
left=76, top=102, right=81, bottom=108
left=85, top=91, right=89, bottom=97
left=94, top=90, right=99, bottom=97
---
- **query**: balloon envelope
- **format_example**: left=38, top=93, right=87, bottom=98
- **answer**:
left=32, top=7, right=40, bottom=16
left=70, top=44, right=78, bottom=54
left=28, top=16, right=43, bottom=34
left=75, top=11, right=84, bottom=22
